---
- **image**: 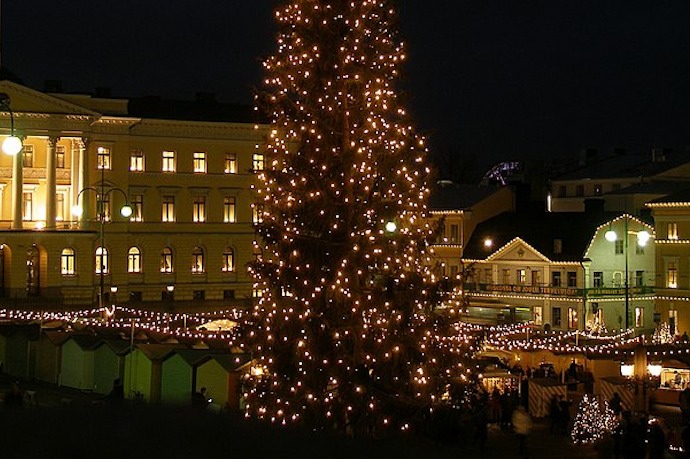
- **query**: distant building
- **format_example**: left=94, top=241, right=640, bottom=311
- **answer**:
left=647, top=189, right=690, bottom=336
left=548, top=148, right=690, bottom=215
left=461, top=209, right=655, bottom=331
left=0, top=80, right=266, bottom=310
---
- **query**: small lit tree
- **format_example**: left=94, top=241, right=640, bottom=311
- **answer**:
left=571, top=394, right=618, bottom=445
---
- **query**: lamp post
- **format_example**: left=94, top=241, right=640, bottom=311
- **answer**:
left=605, top=216, right=650, bottom=330
left=0, top=93, right=23, bottom=156
left=72, top=183, right=132, bottom=311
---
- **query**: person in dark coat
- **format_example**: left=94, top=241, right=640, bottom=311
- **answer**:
left=558, top=395, right=571, bottom=435
left=549, top=394, right=561, bottom=434
left=609, top=391, right=622, bottom=417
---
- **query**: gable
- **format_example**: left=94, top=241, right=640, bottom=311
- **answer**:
left=487, top=238, right=550, bottom=263
left=0, top=80, right=99, bottom=116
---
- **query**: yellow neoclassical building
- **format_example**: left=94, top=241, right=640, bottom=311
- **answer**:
left=0, top=80, right=267, bottom=311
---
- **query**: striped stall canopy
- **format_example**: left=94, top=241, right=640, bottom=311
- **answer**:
left=600, top=376, right=634, bottom=412
left=528, top=378, right=567, bottom=418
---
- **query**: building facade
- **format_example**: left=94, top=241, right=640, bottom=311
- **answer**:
left=0, top=81, right=265, bottom=311
left=648, top=191, right=690, bottom=336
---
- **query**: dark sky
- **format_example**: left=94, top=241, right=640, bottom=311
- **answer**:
left=4, top=1, right=690, bottom=175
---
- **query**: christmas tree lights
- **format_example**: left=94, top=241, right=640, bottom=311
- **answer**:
left=242, top=0, right=473, bottom=432
left=571, top=394, right=618, bottom=445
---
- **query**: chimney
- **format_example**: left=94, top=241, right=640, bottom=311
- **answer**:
left=578, top=148, right=597, bottom=166
left=651, top=148, right=671, bottom=163
left=583, top=198, right=605, bottom=217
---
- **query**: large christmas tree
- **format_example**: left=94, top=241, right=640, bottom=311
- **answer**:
left=243, top=0, right=466, bottom=432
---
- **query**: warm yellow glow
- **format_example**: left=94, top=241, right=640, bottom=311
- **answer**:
left=620, top=364, right=634, bottom=377
left=2, top=135, right=22, bottom=155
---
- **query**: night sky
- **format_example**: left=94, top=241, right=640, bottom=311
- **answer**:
left=4, top=0, right=690, bottom=175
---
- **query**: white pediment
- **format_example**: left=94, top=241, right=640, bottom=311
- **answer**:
left=487, top=237, right=550, bottom=263
left=0, top=80, right=99, bottom=117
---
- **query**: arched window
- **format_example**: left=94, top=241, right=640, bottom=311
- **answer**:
left=95, top=247, right=108, bottom=274
left=128, top=247, right=142, bottom=273
left=191, top=247, right=204, bottom=273
left=222, top=247, right=235, bottom=272
left=160, top=247, right=173, bottom=273
left=61, top=248, right=75, bottom=275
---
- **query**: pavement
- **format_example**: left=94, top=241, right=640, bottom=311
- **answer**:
left=0, top=374, right=684, bottom=458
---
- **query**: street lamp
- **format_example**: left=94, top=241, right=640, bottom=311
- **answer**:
left=605, top=216, right=651, bottom=330
left=72, top=185, right=132, bottom=311
left=0, top=93, right=22, bottom=155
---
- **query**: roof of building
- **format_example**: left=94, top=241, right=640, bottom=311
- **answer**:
left=553, top=150, right=690, bottom=181
left=462, top=210, right=616, bottom=261
left=428, top=182, right=504, bottom=211
left=647, top=187, right=690, bottom=205
left=127, top=96, right=259, bottom=123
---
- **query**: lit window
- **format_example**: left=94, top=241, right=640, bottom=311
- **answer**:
left=668, top=222, right=679, bottom=240
left=22, top=145, right=34, bottom=167
left=98, top=194, right=112, bottom=222
left=22, top=192, right=32, bottom=221
left=252, top=153, right=264, bottom=171
left=224, top=197, right=236, bottom=223
left=162, top=195, right=175, bottom=222
left=193, top=195, right=206, bottom=223
left=670, top=309, right=678, bottom=335
left=252, top=288, right=263, bottom=298
left=128, top=247, right=142, bottom=273
left=95, top=247, right=108, bottom=274
left=252, top=203, right=263, bottom=224
left=97, top=146, right=111, bottom=170
left=56, top=193, right=65, bottom=221
left=162, top=150, right=176, bottom=172
left=160, top=247, right=173, bottom=273
left=56, top=146, right=65, bottom=169
left=130, top=195, right=143, bottom=222
left=516, top=269, right=526, bottom=284
left=593, top=272, right=603, bottom=287
left=191, top=247, right=204, bottom=273
left=668, top=262, right=678, bottom=288
left=552, top=271, right=561, bottom=287
left=222, top=247, right=235, bottom=272
left=635, top=307, right=644, bottom=328
left=225, top=153, right=237, bottom=174
left=130, top=149, right=144, bottom=172
left=449, top=224, right=459, bottom=243
left=534, top=306, right=543, bottom=326
left=568, top=307, right=578, bottom=329
left=61, top=248, right=75, bottom=275
left=614, top=240, right=623, bottom=254
left=531, top=270, right=541, bottom=286
left=567, top=271, right=577, bottom=288
left=193, top=152, right=206, bottom=173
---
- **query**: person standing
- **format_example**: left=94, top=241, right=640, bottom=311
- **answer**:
left=512, top=405, right=533, bottom=456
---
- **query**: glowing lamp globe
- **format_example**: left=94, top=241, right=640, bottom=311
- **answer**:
left=637, top=230, right=650, bottom=246
left=120, top=205, right=133, bottom=218
left=605, top=230, right=617, bottom=242
left=2, top=135, right=22, bottom=155
left=71, top=205, right=84, bottom=218
left=385, top=221, right=397, bottom=233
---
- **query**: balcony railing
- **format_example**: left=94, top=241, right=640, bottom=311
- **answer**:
left=463, top=283, right=655, bottom=297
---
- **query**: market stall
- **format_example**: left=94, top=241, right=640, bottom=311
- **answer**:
left=528, top=378, right=567, bottom=418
